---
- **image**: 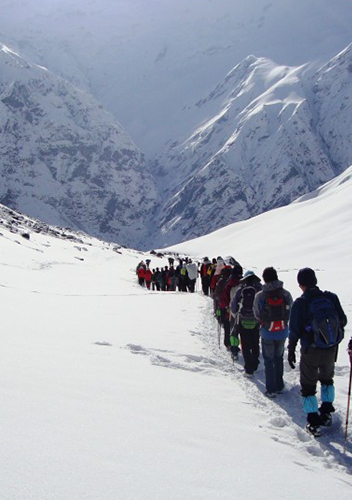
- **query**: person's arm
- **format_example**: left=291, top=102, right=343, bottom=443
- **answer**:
left=253, top=292, right=263, bottom=322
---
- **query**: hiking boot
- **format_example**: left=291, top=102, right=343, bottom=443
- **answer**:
left=319, top=413, right=332, bottom=426
left=265, top=391, right=276, bottom=399
left=244, top=372, right=254, bottom=378
left=306, top=423, right=322, bottom=438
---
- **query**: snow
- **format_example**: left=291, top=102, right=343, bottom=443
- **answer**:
left=1, top=168, right=352, bottom=498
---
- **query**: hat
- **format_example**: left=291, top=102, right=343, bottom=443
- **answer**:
left=232, top=264, right=243, bottom=278
left=224, top=256, right=238, bottom=266
left=240, top=270, right=255, bottom=281
left=297, top=268, right=317, bottom=287
left=262, top=267, right=278, bottom=283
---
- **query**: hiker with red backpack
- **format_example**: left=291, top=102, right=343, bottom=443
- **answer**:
left=253, top=267, right=293, bottom=397
left=231, top=270, right=262, bottom=376
left=287, top=268, right=347, bottom=437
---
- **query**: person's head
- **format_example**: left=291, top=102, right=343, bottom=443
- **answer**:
left=262, top=267, right=278, bottom=283
left=297, top=268, right=317, bottom=291
left=232, top=264, right=243, bottom=279
left=212, top=258, right=217, bottom=264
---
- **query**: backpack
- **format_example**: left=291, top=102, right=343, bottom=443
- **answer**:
left=237, top=284, right=259, bottom=330
left=307, top=294, right=343, bottom=349
left=262, top=288, right=290, bottom=332
left=214, top=273, right=231, bottom=310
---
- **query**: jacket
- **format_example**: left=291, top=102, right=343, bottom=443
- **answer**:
left=253, top=280, right=293, bottom=341
left=288, top=286, right=347, bottom=351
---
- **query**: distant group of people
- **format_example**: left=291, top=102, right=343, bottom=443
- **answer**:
left=135, top=254, right=348, bottom=437
left=136, top=257, right=199, bottom=292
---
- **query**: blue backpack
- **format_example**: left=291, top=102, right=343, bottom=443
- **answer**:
left=307, top=293, right=343, bottom=349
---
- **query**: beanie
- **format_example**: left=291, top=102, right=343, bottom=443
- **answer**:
left=297, top=268, right=317, bottom=287
left=262, top=267, right=278, bottom=283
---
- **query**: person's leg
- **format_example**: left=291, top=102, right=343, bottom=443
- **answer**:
left=240, top=329, right=253, bottom=374
left=318, top=346, right=337, bottom=423
left=261, top=338, right=276, bottom=394
left=274, top=339, right=286, bottom=391
left=221, top=309, right=231, bottom=348
left=252, top=327, right=260, bottom=371
left=300, top=347, right=320, bottom=426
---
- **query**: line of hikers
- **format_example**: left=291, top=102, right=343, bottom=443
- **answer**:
left=136, top=257, right=199, bottom=292
left=136, top=254, right=348, bottom=437
left=205, top=255, right=348, bottom=437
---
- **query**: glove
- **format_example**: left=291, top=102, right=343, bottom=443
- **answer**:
left=216, top=308, right=221, bottom=318
left=288, top=350, right=296, bottom=369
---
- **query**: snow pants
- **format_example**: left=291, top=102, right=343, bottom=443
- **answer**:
left=238, top=324, right=260, bottom=375
left=261, top=338, right=286, bottom=393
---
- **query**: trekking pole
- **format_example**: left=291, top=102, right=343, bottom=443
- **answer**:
left=344, top=339, right=352, bottom=451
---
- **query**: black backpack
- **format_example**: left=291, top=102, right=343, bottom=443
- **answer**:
left=262, top=288, right=290, bottom=332
left=306, top=293, right=343, bottom=349
left=238, top=285, right=257, bottom=321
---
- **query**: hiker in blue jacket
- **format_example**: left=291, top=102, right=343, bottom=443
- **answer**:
left=253, top=267, right=293, bottom=398
left=288, top=268, right=347, bottom=436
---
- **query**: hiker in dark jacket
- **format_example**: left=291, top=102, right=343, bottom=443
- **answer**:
left=288, top=268, right=347, bottom=436
left=213, top=264, right=233, bottom=349
left=253, top=267, right=293, bottom=397
left=200, top=257, right=211, bottom=296
left=231, top=270, right=262, bottom=375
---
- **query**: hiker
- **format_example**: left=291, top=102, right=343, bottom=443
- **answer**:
left=210, top=257, right=225, bottom=296
left=213, top=262, right=233, bottom=349
left=137, top=263, right=146, bottom=286
left=155, top=267, right=163, bottom=291
left=287, top=268, right=347, bottom=437
left=200, top=257, right=211, bottom=296
left=179, top=262, right=188, bottom=292
left=253, top=267, right=293, bottom=397
left=186, top=259, right=198, bottom=293
left=145, top=267, right=152, bottom=290
left=168, top=264, right=176, bottom=291
left=231, top=270, right=262, bottom=375
left=161, top=266, right=169, bottom=291
left=151, top=269, right=158, bottom=291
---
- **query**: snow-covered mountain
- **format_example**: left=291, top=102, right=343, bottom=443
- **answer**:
left=1, top=0, right=352, bottom=157
left=0, top=44, right=159, bottom=249
left=151, top=45, right=352, bottom=247
left=166, top=165, right=352, bottom=272
left=1, top=3, right=352, bottom=249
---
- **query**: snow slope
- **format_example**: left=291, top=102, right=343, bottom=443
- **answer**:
left=1, top=169, right=352, bottom=498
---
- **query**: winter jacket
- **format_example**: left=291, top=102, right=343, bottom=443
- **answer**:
left=253, top=280, right=293, bottom=341
left=200, top=262, right=211, bottom=277
left=288, top=286, right=347, bottom=351
left=220, top=275, right=241, bottom=310
left=137, top=267, right=146, bottom=278
left=145, top=269, right=152, bottom=282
